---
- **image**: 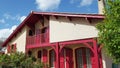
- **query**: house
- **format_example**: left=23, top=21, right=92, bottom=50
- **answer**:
left=2, top=11, right=104, bottom=68
left=2, top=0, right=119, bottom=68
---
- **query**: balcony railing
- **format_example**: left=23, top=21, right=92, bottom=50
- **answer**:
left=26, top=32, right=49, bottom=46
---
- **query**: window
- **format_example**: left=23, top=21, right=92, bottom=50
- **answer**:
left=50, top=50, right=55, bottom=68
left=7, top=44, right=16, bottom=53
left=28, top=51, right=32, bottom=57
left=76, top=48, right=92, bottom=68
left=37, top=50, right=42, bottom=59
left=112, top=63, right=119, bottom=68
left=29, top=30, right=33, bottom=36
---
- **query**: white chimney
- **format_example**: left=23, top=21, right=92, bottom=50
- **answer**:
left=98, top=0, right=105, bottom=14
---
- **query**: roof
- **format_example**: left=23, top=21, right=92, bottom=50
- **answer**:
left=2, top=11, right=105, bottom=47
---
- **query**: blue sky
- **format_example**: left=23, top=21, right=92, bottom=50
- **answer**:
left=0, top=0, right=98, bottom=40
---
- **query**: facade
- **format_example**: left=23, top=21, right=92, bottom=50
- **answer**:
left=2, top=0, right=120, bottom=68
left=2, top=11, right=107, bottom=68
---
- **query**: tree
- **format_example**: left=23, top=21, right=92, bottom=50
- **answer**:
left=96, top=0, right=120, bottom=63
left=0, top=52, right=44, bottom=68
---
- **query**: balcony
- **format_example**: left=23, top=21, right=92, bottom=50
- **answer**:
left=26, top=32, right=49, bottom=48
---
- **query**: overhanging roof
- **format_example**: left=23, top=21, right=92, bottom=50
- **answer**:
left=2, top=11, right=105, bottom=47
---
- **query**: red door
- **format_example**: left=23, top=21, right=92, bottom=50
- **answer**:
left=60, top=49, right=65, bottom=68
left=76, top=48, right=92, bottom=68
left=42, top=49, right=48, bottom=63
left=66, top=48, right=73, bottom=68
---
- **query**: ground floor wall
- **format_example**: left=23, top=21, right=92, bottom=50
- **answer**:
left=27, top=42, right=99, bottom=68
left=26, top=38, right=120, bottom=68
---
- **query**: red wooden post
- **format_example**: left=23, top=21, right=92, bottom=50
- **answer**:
left=7, top=45, right=10, bottom=53
left=60, top=48, right=65, bottom=68
left=56, top=42, right=60, bottom=68
left=93, top=39, right=99, bottom=68
left=43, top=49, right=48, bottom=68
left=66, top=48, right=73, bottom=68
left=14, top=43, right=17, bottom=52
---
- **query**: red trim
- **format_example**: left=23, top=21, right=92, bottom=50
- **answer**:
left=7, top=45, right=10, bottom=53
left=93, top=39, right=99, bottom=68
left=2, top=11, right=104, bottom=47
left=75, top=47, right=92, bottom=68
left=14, top=43, right=17, bottom=52
left=32, top=12, right=105, bottom=19
left=42, top=49, right=48, bottom=63
left=59, top=38, right=94, bottom=53
left=2, top=12, right=33, bottom=47
left=66, top=48, right=73, bottom=68
left=99, top=51, right=103, bottom=68
left=98, top=44, right=104, bottom=53
left=60, top=48, right=65, bottom=68
left=56, top=42, right=60, bottom=68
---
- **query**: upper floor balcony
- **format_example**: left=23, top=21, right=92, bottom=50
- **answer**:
left=26, top=27, right=49, bottom=49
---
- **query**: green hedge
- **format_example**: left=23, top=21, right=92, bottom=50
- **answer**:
left=0, top=52, right=44, bottom=68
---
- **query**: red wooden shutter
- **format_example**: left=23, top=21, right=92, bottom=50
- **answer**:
left=42, top=49, right=48, bottom=63
left=7, top=45, right=10, bottom=53
left=91, top=50, right=96, bottom=68
left=66, top=48, right=73, bottom=68
left=60, top=49, right=65, bottom=68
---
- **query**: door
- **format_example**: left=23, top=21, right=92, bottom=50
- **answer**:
left=66, top=48, right=73, bottom=68
left=76, top=48, right=92, bottom=68
left=49, top=50, right=55, bottom=68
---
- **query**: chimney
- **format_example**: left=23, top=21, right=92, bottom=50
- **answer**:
left=98, top=0, right=105, bottom=14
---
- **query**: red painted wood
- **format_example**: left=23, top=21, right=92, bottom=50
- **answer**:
left=55, top=43, right=60, bottom=68
left=26, top=32, right=49, bottom=47
left=99, top=51, right=103, bottom=68
left=66, top=48, right=73, bottom=68
left=91, top=49, right=96, bottom=68
left=7, top=45, right=10, bottom=53
left=42, top=49, right=48, bottom=63
left=75, top=48, right=93, bottom=68
left=82, top=48, right=87, bottom=68
left=98, top=44, right=104, bottom=53
left=93, top=39, right=99, bottom=68
left=60, top=49, right=65, bottom=68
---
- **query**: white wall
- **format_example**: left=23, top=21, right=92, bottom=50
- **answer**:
left=50, top=16, right=100, bottom=43
left=102, top=49, right=113, bottom=68
left=7, top=26, right=28, bottom=53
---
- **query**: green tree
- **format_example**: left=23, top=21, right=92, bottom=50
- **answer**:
left=96, top=0, right=120, bottom=63
left=0, top=52, right=44, bottom=68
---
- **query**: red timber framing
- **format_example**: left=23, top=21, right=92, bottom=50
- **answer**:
left=26, top=38, right=103, bottom=68
left=2, top=12, right=104, bottom=68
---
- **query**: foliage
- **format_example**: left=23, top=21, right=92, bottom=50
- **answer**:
left=0, top=52, right=44, bottom=68
left=96, top=0, right=120, bottom=63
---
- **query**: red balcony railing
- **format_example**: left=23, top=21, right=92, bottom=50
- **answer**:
left=26, top=32, right=49, bottom=46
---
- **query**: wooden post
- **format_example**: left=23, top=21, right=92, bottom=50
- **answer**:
left=93, top=39, right=100, bottom=68
left=56, top=42, right=60, bottom=68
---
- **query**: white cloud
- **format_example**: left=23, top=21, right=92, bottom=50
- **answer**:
left=0, top=25, right=17, bottom=41
left=3, top=13, right=20, bottom=21
left=35, top=0, right=61, bottom=11
left=70, top=0, right=80, bottom=4
left=0, top=19, right=5, bottom=23
left=70, top=0, right=93, bottom=6
left=20, top=16, right=26, bottom=22
left=80, top=0, right=93, bottom=6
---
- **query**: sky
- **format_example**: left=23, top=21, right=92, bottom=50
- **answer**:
left=0, top=0, right=99, bottom=41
